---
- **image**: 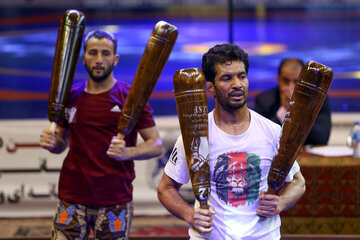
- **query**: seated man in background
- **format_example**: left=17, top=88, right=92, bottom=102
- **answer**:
left=255, top=58, right=331, bottom=146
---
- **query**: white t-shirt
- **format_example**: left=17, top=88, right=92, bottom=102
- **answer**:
left=164, top=109, right=300, bottom=240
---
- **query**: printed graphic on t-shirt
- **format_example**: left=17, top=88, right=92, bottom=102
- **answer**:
left=65, top=106, right=77, bottom=124
left=213, top=152, right=261, bottom=207
left=110, top=105, right=121, bottom=112
left=169, top=147, right=178, bottom=165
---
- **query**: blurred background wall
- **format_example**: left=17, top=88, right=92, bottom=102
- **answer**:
left=0, top=0, right=360, bottom=118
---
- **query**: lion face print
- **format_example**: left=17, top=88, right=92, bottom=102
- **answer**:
left=213, top=152, right=261, bottom=208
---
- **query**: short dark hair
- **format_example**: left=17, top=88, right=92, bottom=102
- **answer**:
left=202, top=43, right=249, bottom=83
left=84, top=30, right=118, bottom=54
left=278, top=58, right=304, bottom=75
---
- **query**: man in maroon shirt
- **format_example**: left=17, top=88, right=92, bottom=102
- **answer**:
left=40, top=30, right=163, bottom=240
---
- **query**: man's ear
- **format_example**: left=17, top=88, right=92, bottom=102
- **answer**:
left=82, top=54, right=85, bottom=64
left=207, top=82, right=216, bottom=97
left=114, top=54, right=119, bottom=66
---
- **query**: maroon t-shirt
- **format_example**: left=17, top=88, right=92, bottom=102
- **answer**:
left=58, top=80, right=155, bottom=206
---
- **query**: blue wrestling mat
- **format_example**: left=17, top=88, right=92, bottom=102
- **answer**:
left=0, top=11, right=359, bottom=118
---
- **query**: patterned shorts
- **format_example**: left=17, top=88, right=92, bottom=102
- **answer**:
left=51, top=200, right=134, bottom=240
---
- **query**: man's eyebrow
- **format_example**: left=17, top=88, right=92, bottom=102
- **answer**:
left=219, top=73, right=232, bottom=79
left=221, top=71, right=246, bottom=76
left=282, top=77, right=290, bottom=81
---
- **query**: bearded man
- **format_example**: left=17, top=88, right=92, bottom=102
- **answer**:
left=157, top=43, right=305, bottom=240
left=40, top=30, right=163, bottom=240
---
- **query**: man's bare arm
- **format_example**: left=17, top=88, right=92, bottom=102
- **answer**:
left=157, top=173, right=214, bottom=234
left=157, top=173, right=194, bottom=224
left=277, top=171, right=306, bottom=212
left=256, top=171, right=305, bottom=217
left=107, top=125, right=164, bottom=161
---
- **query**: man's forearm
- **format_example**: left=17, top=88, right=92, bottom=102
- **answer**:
left=126, top=137, right=163, bottom=160
left=278, top=172, right=306, bottom=212
left=158, top=185, right=194, bottom=225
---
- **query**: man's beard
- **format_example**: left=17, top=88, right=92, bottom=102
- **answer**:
left=216, top=88, right=248, bottom=111
left=85, top=63, right=114, bottom=83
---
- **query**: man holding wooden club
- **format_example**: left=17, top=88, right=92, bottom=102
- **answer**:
left=40, top=30, right=163, bottom=240
left=158, top=43, right=306, bottom=240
